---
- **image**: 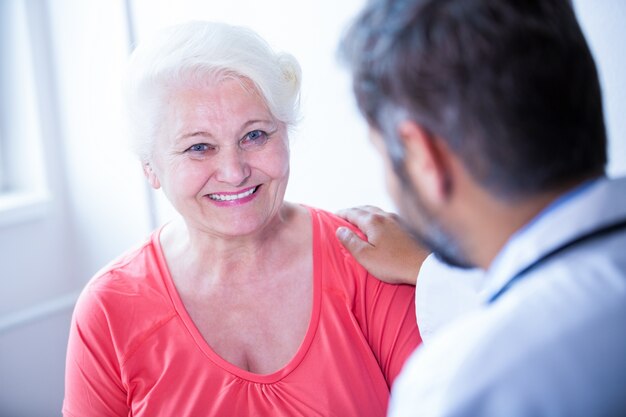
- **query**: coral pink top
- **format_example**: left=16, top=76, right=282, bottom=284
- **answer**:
left=63, top=207, right=420, bottom=417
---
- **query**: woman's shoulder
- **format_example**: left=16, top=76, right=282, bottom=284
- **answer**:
left=301, top=205, right=369, bottom=277
left=69, top=230, right=179, bottom=367
left=303, top=205, right=365, bottom=239
left=76, top=229, right=171, bottom=317
left=71, top=229, right=177, bottom=350
left=90, top=233, right=160, bottom=287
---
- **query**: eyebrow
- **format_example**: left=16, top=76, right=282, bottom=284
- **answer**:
left=175, top=131, right=213, bottom=143
left=175, top=119, right=277, bottom=143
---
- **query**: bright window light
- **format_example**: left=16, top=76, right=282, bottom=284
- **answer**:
left=0, top=0, right=49, bottom=224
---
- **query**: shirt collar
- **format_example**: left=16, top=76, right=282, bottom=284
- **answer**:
left=481, top=177, right=605, bottom=302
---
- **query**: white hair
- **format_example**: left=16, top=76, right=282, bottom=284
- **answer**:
left=125, top=21, right=302, bottom=162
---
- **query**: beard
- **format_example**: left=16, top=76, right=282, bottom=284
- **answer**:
left=401, top=211, right=475, bottom=269
left=392, top=162, right=476, bottom=270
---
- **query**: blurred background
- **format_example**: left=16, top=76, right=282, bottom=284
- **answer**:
left=0, top=0, right=624, bottom=415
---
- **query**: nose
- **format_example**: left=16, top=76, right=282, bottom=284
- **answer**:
left=214, top=146, right=251, bottom=186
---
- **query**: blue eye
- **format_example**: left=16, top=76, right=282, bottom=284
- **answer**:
left=186, top=143, right=216, bottom=153
left=240, top=130, right=269, bottom=150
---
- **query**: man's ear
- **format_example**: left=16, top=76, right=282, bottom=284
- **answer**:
left=397, top=121, right=450, bottom=205
left=143, top=163, right=161, bottom=189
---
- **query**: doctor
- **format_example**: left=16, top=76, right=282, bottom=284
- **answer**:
left=337, top=0, right=626, bottom=416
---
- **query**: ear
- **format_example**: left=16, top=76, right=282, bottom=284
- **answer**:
left=397, top=121, right=451, bottom=205
left=143, top=163, right=161, bottom=189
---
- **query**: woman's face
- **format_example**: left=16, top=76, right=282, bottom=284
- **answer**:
left=146, top=76, right=290, bottom=238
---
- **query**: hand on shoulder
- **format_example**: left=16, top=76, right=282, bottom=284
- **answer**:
left=335, top=206, right=429, bottom=285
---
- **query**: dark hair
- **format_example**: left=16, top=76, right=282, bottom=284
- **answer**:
left=340, top=0, right=606, bottom=198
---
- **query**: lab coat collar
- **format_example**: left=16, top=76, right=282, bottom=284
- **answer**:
left=482, top=176, right=626, bottom=302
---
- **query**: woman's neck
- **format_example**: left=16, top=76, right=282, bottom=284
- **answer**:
left=161, top=203, right=308, bottom=289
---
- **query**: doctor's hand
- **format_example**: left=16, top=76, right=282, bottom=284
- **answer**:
left=336, top=206, right=429, bottom=285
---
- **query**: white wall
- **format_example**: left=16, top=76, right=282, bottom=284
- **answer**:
left=574, top=0, right=626, bottom=177
left=0, top=0, right=625, bottom=415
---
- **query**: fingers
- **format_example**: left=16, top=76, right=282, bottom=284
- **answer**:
left=336, top=226, right=372, bottom=258
left=336, top=206, right=390, bottom=232
left=335, top=206, right=427, bottom=285
left=336, top=206, right=387, bottom=220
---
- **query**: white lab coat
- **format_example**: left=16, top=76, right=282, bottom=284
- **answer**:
left=393, top=176, right=626, bottom=417
left=414, top=256, right=484, bottom=343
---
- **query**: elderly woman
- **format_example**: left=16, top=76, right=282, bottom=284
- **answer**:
left=63, top=21, right=420, bottom=416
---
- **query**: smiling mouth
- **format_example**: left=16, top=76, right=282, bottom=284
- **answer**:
left=207, top=185, right=259, bottom=201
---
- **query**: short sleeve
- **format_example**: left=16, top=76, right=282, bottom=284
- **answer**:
left=361, top=274, right=422, bottom=386
left=63, top=288, right=129, bottom=417
left=315, top=207, right=422, bottom=386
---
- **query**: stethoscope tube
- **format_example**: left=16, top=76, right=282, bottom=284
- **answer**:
left=488, top=218, right=626, bottom=303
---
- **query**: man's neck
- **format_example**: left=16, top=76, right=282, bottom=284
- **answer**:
left=452, top=178, right=597, bottom=270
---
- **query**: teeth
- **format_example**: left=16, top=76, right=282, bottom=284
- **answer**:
left=209, top=186, right=257, bottom=201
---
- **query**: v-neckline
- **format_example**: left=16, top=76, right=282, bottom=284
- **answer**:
left=152, top=206, right=322, bottom=384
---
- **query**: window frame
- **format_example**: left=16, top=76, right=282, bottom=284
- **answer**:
left=0, top=0, right=50, bottom=228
